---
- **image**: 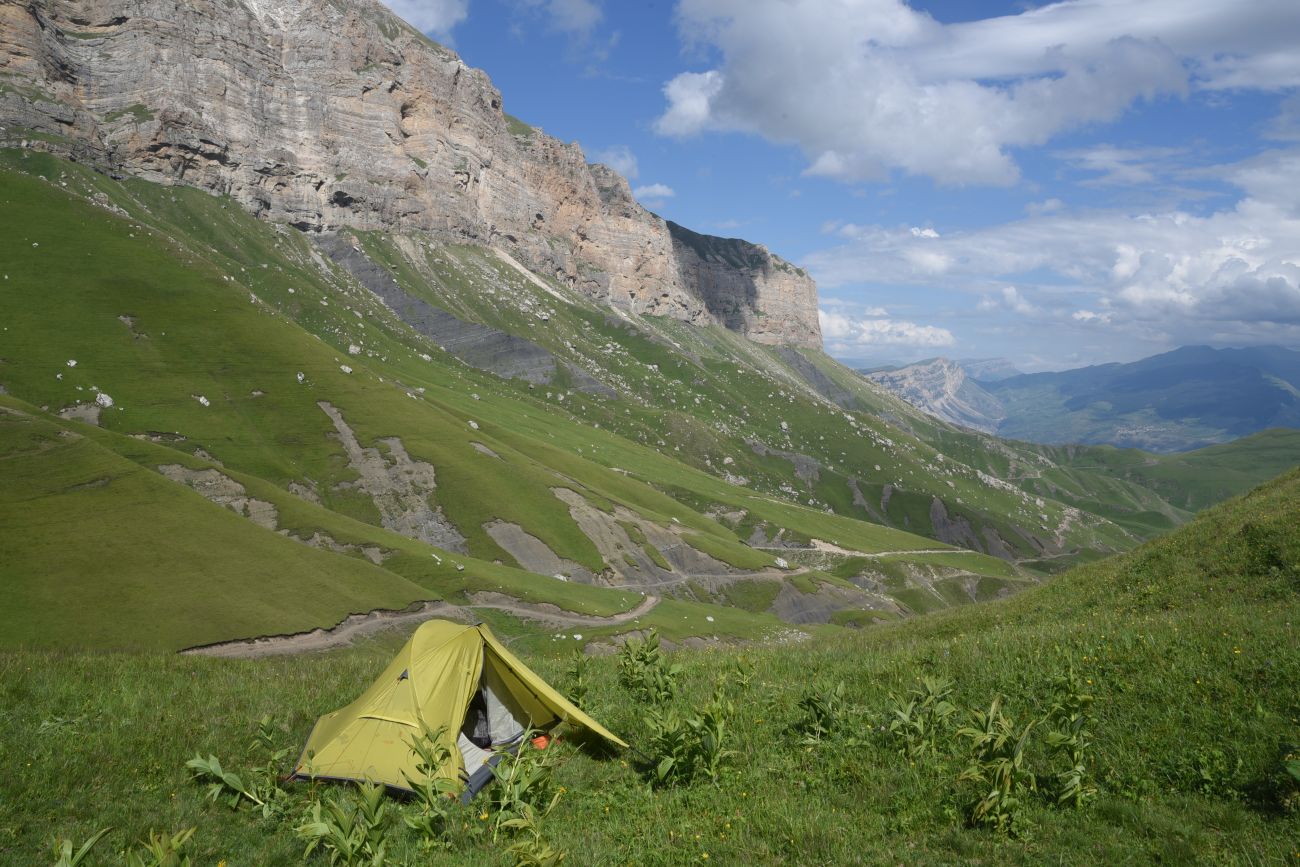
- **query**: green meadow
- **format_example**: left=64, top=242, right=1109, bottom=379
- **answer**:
left=3, top=468, right=1298, bottom=864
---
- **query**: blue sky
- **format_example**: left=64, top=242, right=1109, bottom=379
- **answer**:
left=383, top=0, right=1300, bottom=371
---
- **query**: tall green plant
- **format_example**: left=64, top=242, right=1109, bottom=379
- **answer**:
left=49, top=828, right=111, bottom=867
left=566, top=650, right=590, bottom=710
left=488, top=734, right=563, bottom=844
left=887, top=677, right=956, bottom=759
left=617, top=630, right=681, bottom=707
left=123, top=827, right=196, bottom=867
left=644, top=691, right=735, bottom=786
left=296, top=783, right=392, bottom=866
left=401, top=723, right=459, bottom=850
left=1042, top=669, right=1097, bottom=808
left=186, top=714, right=291, bottom=818
left=795, top=680, right=849, bottom=744
left=957, top=696, right=1036, bottom=834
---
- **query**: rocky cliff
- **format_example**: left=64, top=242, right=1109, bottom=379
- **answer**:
left=0, top=0, right=821, bottom=348
left=866, top=358, right=1006, bottom=433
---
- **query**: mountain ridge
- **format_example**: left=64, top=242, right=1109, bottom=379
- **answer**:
left=866, top=346, right=1300, bottom=452
left=0, top=0, right=821, bottom=348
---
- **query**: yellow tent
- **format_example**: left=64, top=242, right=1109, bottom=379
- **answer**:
left=290, top=620, right=625, bottom=798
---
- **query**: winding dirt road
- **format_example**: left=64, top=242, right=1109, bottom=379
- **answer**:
left=180, top=594, right=659, bottom=659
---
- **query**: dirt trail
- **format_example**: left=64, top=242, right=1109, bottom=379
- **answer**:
left=752, top=545, right=956, bottom=557
left=180, top=594, right=659, bottom=659
left=466, top=592, right=659, bottom=628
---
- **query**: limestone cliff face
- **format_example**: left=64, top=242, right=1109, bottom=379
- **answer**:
left=866, top=359, right=1006, bottom=433
left=0, top=0, right=821, bottom=348
left=668, top=222, right=821, bottom=348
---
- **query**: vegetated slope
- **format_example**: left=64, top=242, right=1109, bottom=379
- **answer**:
left=331, top=223, right=1284, bottom=565
left=1, top=470, right=1295, bottom=864
left=984, top=345, right=1300, bottom=452
left=0, top=399, right=429, bottom=651
left=1041, top=427, right=1300, bottom=515
left=2, top=148, right=1293, bottom=651
left=0, top=150, right=1038, bottom=648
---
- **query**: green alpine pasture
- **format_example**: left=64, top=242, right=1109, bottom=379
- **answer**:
left=3, top=467, right=1297, bottom=865
left=0, top=148, right=1056, bottom=647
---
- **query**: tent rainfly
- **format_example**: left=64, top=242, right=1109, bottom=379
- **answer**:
left=290, top=620, right=625, bottom=800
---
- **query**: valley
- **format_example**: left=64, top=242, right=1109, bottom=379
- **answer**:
left=1, top=0, right=1298, bottom=863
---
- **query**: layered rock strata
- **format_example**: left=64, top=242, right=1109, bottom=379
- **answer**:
left=0, top=0, right=822, bottom=348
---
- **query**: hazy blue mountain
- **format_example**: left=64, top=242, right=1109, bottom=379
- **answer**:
left=958, top=358, right=1023, bottom=381
left=986, top=346, right=1300, bottom=451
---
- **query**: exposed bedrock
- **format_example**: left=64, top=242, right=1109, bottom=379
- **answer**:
left=319, top=401, right=468, bottom=552
left=1, top=0, right=822, bottom=348
left=317, top=232, right=613, bottom=394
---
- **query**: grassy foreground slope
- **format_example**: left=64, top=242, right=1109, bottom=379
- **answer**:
left=2, top=470, right=1296, bottom=864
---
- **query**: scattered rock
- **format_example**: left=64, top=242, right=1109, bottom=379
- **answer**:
left=158, top=464, right=278, bottom=530
left=58, top=403, right=101, bottom=425
left=319, top=401, right=467, bottom=551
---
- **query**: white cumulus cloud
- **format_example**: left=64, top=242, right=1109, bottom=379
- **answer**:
left=819, top=308, right=954, bottom=352
left=805, top=148, right=1300, bottom=347
left=632, top=182, right=676, bottom=202
left=593, top=145, right=639, bottom=179
left=658, top=0, right=1300, bottom=186
left=379, top=0, right=468, bottom=39
left=517, top=0, right=603, bottom=36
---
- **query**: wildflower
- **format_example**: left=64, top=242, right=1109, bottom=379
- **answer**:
left=479, top=811, right=489, bottom=820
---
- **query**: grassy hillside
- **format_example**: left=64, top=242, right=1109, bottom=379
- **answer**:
left=2, top=469, right=1297, bottom=864
left=0, top=399, right=429, bottom=650
left=0, top=149, right=1030, bottom=648
left=2, top=146, right=1296, bottom=653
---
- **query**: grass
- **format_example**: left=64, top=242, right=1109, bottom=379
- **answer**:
left=0, top=400, right=429, bottom=651
left=718, top=579, right=782, bottom=613
left=103, top=104, right=155, bottom=124
left=2, top=467, right=1298, bottom=864
left=504, top=113, right=535, bottom=141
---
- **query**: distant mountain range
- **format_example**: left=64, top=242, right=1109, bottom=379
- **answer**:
left=865, top=346, right=1300, bottom=452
